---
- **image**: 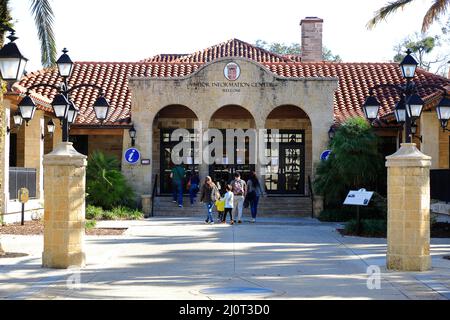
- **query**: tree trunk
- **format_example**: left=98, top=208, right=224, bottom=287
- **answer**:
left=0, top=242, right=5, bottom=256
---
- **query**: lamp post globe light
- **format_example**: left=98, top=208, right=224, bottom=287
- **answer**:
left=362, top=49, right=450, bottom=142
left=436, top=96, right=450, bottom=132
left=14, top=48, right=111, bottom=142
left=0, top=31, right=28, bottom=82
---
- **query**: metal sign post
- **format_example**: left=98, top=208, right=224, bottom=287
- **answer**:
left=343, top=189, right=374, bottom=236
left=18, top=188, right=29, bottom=226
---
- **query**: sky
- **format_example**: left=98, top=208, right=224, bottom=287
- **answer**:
left=8, top=0, right=449, bottom=73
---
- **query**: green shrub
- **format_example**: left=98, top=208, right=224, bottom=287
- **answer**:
left=344, top=219, right=387, bottom=237
left=86, top=205, right=104, bottom=220
left=85, top=220, right=97, bottom=230
left=108, top=206, right=144, bottom=221
left=101, top=210, right=116, bottom=221
left=86, top=151, right=136, bottom=210
left=314, top=117, right=384, bottom=207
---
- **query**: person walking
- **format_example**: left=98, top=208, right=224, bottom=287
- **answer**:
left=171, top=164, right=186, bottom=208
left=247, top=171, right=264, bottom=223
left=230, top=172, right=247, bottom=224
left=223, top=184, right=234, bottom=224
left=188, top=170, right=200, bottom=206
left=200, top=176, right=220, bottom=225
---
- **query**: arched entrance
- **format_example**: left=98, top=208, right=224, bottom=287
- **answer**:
left=153, top=105, right=199, bottom=194
left=265, top=105, right=312, bottom=195
left=208, top=105, right=256, bottom=187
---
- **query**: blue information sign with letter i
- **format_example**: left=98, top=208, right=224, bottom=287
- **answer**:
left=124, top=148, right=141, bottom=165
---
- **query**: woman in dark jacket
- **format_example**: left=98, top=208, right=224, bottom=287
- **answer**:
left=200, top=176, right=219, bottom=224
left=247, top=171, right=264, bottom=223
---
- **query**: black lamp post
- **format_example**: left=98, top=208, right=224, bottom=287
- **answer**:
left=436, top=96, right=450, bottom=132
left=362, top=49, right=449, bottom=143
left=129, top=125, right=137, bottom=147
left=0, top=31, right=28, bottom=82
left=15, top=48, right=111, bottom=142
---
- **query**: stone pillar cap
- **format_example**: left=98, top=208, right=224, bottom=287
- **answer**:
left=386, top=143, right=432, bottom=168
left=43, top=142, right=87, bottom=166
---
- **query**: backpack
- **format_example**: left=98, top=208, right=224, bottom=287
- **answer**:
left=232, top=179, right=245, bottom=195
left=210, top=185, right=220, bottom=202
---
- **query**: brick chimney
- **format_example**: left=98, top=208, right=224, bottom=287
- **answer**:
left=300, top=17, right=323, bottom=62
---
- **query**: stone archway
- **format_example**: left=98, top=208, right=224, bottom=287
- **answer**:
left=152, top=105, right=199, bottom=194
left=264, top=105, right=313, bottom=196
left=207, top=105, right=257, bottom=185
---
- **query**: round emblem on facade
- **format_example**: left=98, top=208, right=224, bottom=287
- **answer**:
left=224, top=62, right=241, bottom=81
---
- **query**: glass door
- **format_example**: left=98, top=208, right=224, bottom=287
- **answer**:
left=264, top=130, right=305, bottom=195
left=160, top=129, right=198, bottom=194
left=280, top=145, right=305, bottom=194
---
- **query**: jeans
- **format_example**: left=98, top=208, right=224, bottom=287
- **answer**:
left=233, top=195, right=245, bottom=221
left=250, top=196, right=260, bottom=219
left=205, top=202, right=214, bottom=222
left=189, top=184, right=199, bottom=205
left=172, top=181, right=183, bottom=206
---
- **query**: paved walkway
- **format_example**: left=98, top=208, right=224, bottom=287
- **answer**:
left=1, top=217, right=450, bottom=300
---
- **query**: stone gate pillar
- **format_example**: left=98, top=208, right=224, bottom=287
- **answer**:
left=386, top=143, right=431, bottom=271
left=42, top=142, right=87, bottom=269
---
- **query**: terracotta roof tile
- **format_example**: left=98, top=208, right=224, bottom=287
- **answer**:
left=141, top=39, right=295, bottom=64
left=16, top=40, right=449, bottom=127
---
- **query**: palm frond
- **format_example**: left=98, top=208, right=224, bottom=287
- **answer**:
left=29, top=0, right=56, bottom=67
left=0, top=0, right=12, bottom=46
left=367, top=0, right=415, bottom=29
left=422, top=0, right=449, bottom=32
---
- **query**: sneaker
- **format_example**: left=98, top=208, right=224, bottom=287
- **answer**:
left=173, top=201, right=177, bottom=203
left=238, top=220, right=242, bottom=224
left=230, top=221, right=235, bottom=225
left=251, top=219, right=256, bottom=223
left=205, top=219, right=209, bottom=224
left=179, top=205, right=183, bottom=208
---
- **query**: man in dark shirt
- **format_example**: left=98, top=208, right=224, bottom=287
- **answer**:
left=171, top=165, right=186, bottom=208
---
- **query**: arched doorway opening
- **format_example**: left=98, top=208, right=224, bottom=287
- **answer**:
left=208, top=105, right=256, bottom=187
left=265, top=105, right=312, bottom=195
left=153, top=105, right=199, bottom=194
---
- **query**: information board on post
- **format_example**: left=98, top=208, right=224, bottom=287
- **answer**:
left=344, top=189, right=374, bottom=206
left=343, top=189, right=374, bottom=236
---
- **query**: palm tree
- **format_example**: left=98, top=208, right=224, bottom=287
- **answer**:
left=1, top=0, right=56, bottom=67
left=367, top=0, right=450, bottom=33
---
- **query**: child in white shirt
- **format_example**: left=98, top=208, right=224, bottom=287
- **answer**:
left=223, top=185, right=235, bottom=224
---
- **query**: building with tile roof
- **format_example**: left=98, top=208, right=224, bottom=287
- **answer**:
left=2, top=17, right=449, bottom=221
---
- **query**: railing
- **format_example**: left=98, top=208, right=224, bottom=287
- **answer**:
left=308, top=175, right=314, bottom=218
left=9, top=167, right=37, bottom=201
left=151, top=174, right=159, bottom=217
left=430, top=169, right=450, bottom=203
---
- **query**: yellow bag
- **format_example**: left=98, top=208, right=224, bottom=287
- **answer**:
left=215, top=199, right=225, bottom=212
